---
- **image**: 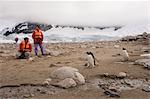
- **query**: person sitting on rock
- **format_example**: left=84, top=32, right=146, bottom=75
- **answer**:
left=16, top=37, right=32, bottom=59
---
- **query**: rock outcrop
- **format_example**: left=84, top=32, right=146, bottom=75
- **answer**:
left=1, top=22, right=52, bottom=36
left=120, top=32, right=150, bottom=44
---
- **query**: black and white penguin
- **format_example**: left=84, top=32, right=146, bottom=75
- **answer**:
left=122, top=48, right=129, bottom=61
left=86, top=52, right=96, bottom=67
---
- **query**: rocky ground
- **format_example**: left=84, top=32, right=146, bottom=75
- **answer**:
left=0, top=39, right=150, bottom=99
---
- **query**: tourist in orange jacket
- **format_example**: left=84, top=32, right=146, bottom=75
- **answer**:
left=16, top=37, right=32, bottom=59
left=32, top=26, right=45, bottom=56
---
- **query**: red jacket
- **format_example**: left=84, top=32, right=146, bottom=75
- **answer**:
left=19, top=41, right=32, bottom=52
left=32, top=28, right=43, bottom=44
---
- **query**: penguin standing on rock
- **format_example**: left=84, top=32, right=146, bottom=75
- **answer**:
left=121, top=48, right=129, bottom=61
left=86, top=52, right=96, bottom=68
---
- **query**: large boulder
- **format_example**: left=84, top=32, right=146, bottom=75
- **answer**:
left=51, top=67, right=85, bottom=85
left=51, top=67, right=78, bottom=79
left=56, top=78, right=77, bottom=88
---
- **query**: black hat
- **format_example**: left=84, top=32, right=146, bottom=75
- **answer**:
left=24, top=37, right=29, bottom=40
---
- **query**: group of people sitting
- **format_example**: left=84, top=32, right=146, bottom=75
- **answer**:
left=16, top=26, right=45, bottom=59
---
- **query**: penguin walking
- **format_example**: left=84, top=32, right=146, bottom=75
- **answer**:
left=85, top=52, right=96, bottom=68
left=121, top=48, right=129, bottom=61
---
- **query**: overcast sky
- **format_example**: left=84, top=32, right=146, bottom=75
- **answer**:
left=0, top=0, right=150, bottom=26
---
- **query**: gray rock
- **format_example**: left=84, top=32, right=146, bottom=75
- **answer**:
left=73, top=72, right=85, bottom=84
left=121, top=36, right=137, bottom=41
left=23, top=94, right=31, bottom=98
left=42, top=78, right=52, bottom=85
left=56, top=78, right=77, bottom=88
left=49, top=64, right=57, bottom=67
left=51, top=67, right=85, bottom=85
left=120, top=32, right=150, bottom=43
left=103, top=73, right=109, bottom=77
left=51, top=67, right=78, bottom=79
left=104, top=89, right=120, bottom=97
left=142, top=85, right=150, bottom=92
left=143, top=62, right=150, bottom=69
left=114, top=45, right=120, bottom=48
left=135, top=59, right=150, bottom=66
left=118, top=72, right=127, bottom=78
left=135, top=59, right=150, bottom=69
left=46, top=91, right=55, bottom=95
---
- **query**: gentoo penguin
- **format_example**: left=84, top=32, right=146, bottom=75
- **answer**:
left=86, top=52, right=96, bottom=67
left=121, top=48, right=129, bottom=61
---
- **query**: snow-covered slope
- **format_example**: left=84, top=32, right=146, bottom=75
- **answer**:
left=0, top=20, right=150, bottom=43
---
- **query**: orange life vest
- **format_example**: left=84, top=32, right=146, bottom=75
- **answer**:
left=34, top=30, right=42, bottom=39
left=20, top=41, right=30, bottom=50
